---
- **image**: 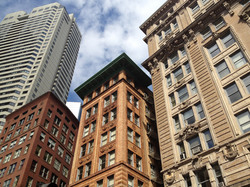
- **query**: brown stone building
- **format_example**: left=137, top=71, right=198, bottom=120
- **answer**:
left=0, top=92, right=79, bottom=186
left=140, top=0, right=250, bottom=186
left=69, top=53, right=163, bottom=187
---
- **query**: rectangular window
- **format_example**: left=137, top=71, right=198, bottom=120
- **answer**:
left=184, top=61, right=191, bottom=74
left=225, top=83, right=242, bottom=103
left=213, top=17, right=225, bottom=30
left=104, top=96, right=110, bottom=107
left=90, top=121, right=96, bottom=133
left=62, top=166, right=69, bottom=178
left=80, top=144, right=86, bottom=157
left=18, top=135, right=26, bottom=145
left=108, top=151, right=115, bottom=166
left=212, top=163, right=224, bottom=185
left=136, top=156, right=142, bottom=171
left=128, top=150, right=133, bottom=166
left=7, top=162, right=17, bottom=174
left=208, top=43, right=221, bottom=58
left=166, top=75, right=172, bottom=87
left=201, top=27, right=212, bottom=39
left=86, top=108, right=91, bottom=119
left=236, top=110, right=250, bottom=133
left=190, top=2, right=200, bottom=13
left=183, top=108, right=195, bottom=125
left=62, top=124, right=68, bottom=133
left=128, top=128, right=133, bottom=142
left=196, top=103, right=205, bottom=119
left=13, top=148, right=22, bottom=159
left=135, top=133, right=141, bottom=147
left=195, top=167, right=210, bottom=186
left=178, top=86, right=189, bottom=103
left=103, top=113, right=109, bottom=125
left=111, top=108, right=117, bottom=121
left=47, top=138, right=56, bottom=150
left=164, top=25, right=172, bottom=35
left=135, top=114, right=140, bottom=126
left=39, top=166, right=49, bottom=179
left=77, top=166, right=83, bottom=181
left=101, top=133, right=108, bottom=146
left=97, top=180, right=103, bottom=187
left=173, top=115, right=181, bottom=132
left=138, top=181, right=143, bottom=187
left=189, top=81, right=197, bottom=95
left=111, top=91, right=117, bottom=102
left=83, top=125, right=89, bottom=137
left=242, top=74, right=250, bottom=93
left=35, top=146, right=42, bottom=156
left=127, top=109, right=133, bottom=121
left=13, top=175, right=20, bottom=187
left=51, top=126, right=58, bottom=137
left=3, top=179, right=11, bottom=187
left=169, top=93, right=176, bottom=108
left=54, top=116, right=61, bottom=126
left=179, top=142, right=186, bottom=160
left=43, top=151, right=53, bottom=164
left=108, top=175, right=114, bottom=187
left=51, top=173, right=58, bottom=184
left=134, top=97, right=139, bottom=108
left=88, top=140, right=94, bottom=154
left=54, top=159, right=61, bottom=171
left=30, top=160, right=38, bottom=172
left=173, top=67, right=184, bottom=82
left=93, top=104, right=98, bottom=115
left=230, top=51, right=247, bottom=68
left=170, top=51, right=179, bottom=64
left=189, top=136, right=202, bottom=155
left=127, top=92, right=133, bottom=103
left=110, top=128, right=116, bottom=141
left=58, top=146, right=64, bottom=157
left=204, top=130, right=214, bottom=149
left=128, top=175, right=134, bottom=187
left=215, top=61, right=230, bottom=79
left=222, top=33, right=235, bottom=48
left=99, top=155, right=106, bottom=170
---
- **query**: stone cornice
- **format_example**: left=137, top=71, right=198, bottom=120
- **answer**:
left=142, top=0, right=236, bottom=73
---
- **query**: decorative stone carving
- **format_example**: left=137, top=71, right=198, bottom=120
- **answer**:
left=223, top=143, right=238, bottom=160
left=178, top=122, right=201, bottom=140
left=238, top=3, right=250, bottom=25
left=223, top=2, right=234, bottom=16
left=178, top=100, right=191, bottom=110
left=182, top=34, right=188, bottom=43
left=164, top=170, right=175, bottom=184
left=148, top=58, right=160, bottom=75
left=174, top=79, right=185, bottom=89
left=192, top=156, right=203, bottom=169
left=189, top=29, right=197, bottom=43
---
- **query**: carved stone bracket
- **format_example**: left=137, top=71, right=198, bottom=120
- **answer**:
left=174, top=79, right=185, bottom=89
left=164, top=169, right=175, bottom=185
left=178, top=100, right=191, bottom=110
left=189, top=29, right=197, bottom=43
left=191, top=156, right=203, bottom=169
left=238, top=2, right=250, bottom=26
left=178, top=122, right=202, bottom=140
left=148, top=58, right=160, bottom=75
left=223, top=143, right=238, bottom=160
left=223, top=2, right=234, bottom=16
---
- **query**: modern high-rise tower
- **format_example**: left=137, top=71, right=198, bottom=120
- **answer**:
left=141, top=0, right=250, bottom=186
left=0, top=3, right=82, bottom=131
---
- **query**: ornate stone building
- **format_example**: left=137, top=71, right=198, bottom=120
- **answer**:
left=140, top=0, right=250, bottom=186
left=69, top=53, right=163, bottom=187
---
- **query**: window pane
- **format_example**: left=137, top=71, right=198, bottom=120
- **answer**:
left=236, top=111, right=250, bottom=133
left=231, top=51, right=246, bottom=68
left=183, top=108, right=195, bottom=125
left=204, top=130, right=214, bottom=148
left=208, top=43, right=221, bottom=58
left=215, top=61, right=230, bottom=79
left=242, top=74, right=250, bottom=93
left=173, top=67, right=184, bottom=82
left=222, top=33, right=235, bottom=48
left=178, top=86, right=189, bottom=102
left=225, top=83, right=242, bottom=103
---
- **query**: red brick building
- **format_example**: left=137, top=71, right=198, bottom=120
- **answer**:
left=69, top=53, right=163, bottom=187
left=0, top=92, right=79, bottom=187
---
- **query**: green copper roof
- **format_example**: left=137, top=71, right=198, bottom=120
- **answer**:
left=75, top=53, right=151, bottom=99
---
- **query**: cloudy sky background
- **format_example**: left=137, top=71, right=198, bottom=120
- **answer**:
left=0, top=0, right=166, bottom=102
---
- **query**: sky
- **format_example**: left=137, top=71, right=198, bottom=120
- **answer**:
left=0, top=0, right=166, bottom=103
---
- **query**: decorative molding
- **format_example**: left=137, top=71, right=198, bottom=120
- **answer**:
left=178, top=100, right=191, bottom=110
left=174, top=79, right=185, bottom=89
left=238, top=3, right=250, bottom=26
left=191, top=156, right=203, bottom=169
left=223, top=1, right=234, bottom=16
left=223, top=143, right=238, bottom=160
left=164, top=169, right=175, bottom=185
left=178, top=122, right=202, bottom=140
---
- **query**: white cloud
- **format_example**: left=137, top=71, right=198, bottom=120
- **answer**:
left=0, top=0, right=166, bottom=101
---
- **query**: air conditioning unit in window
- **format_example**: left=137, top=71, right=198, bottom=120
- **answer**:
left=192, top=146, right=201, bottom=155
left=218, top=182, right=225, bottom=187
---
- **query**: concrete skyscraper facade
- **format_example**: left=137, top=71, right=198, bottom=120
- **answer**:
left=141, top=0, right=250, bottom=186
left=0, top=2, right=82, bottom=131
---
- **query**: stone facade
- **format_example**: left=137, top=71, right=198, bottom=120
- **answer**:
left=141, top=0, right=250, bottom=186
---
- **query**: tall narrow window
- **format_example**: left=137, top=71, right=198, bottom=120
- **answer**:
left=169, top=93, right=176, bottom=107
left=77, top=166, right=83, bottom=181
left=83, top=125, right=89, bottom=137
left=204, top=130, right=214, bottom=149
left=166, top=75, right=172, bottom=87
left=225, top=83, right=242, bottom=103
left=173, top=67, right=184, bottom=82
left=101, top=133, right=108, bottom=146
left=196, top=103, right=205, bottom=119
left=221, top=33, right=235, bottom=48
left=128, top=175, right=134, bottom=187
left=215, top=61, right=230, bottom=79
left=188, top=136, right=202, bottom=155
left=178, top=86, right=189, bottom=103
left=99, top=155, right=106, bottom=170
left=195, top=167, right=210, bottom=186
left=88, top=140, right=94, bottom=154
left=236, top=110, right=250, bottom=133
left=212, top=163, right=224, bottom=186
left=111, top=108, right=117, bottom=121
left=242, top=74, right=250, bottom=93
left=128, top=128, right=133, bottom=142
left=108, top=175, right=114, bottom=187
left=208, top=43, right=221, bottom=58
left=173, top=115, right=181, bottom=132
left=230, top=51, right=246, bottom=68
left=110, top=128, right=116, bottom=141
left=179, top=142, right=186, bottom=160
left=128, top=150, right=133, bottom=166
left=84, top=162, right=91, bottom=177
left=108, top=151, right=115, bottom=166
left=135, top=133, right=141, bottom=148
left=189, top=81, right=197, bottom=95
left=136, top=156, right=142, bottom=171
left=183, top=108, right=195, bottom=125
left=127, top=109, right=133, bottom=121
left=80, top=144, right=86, bottom=157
